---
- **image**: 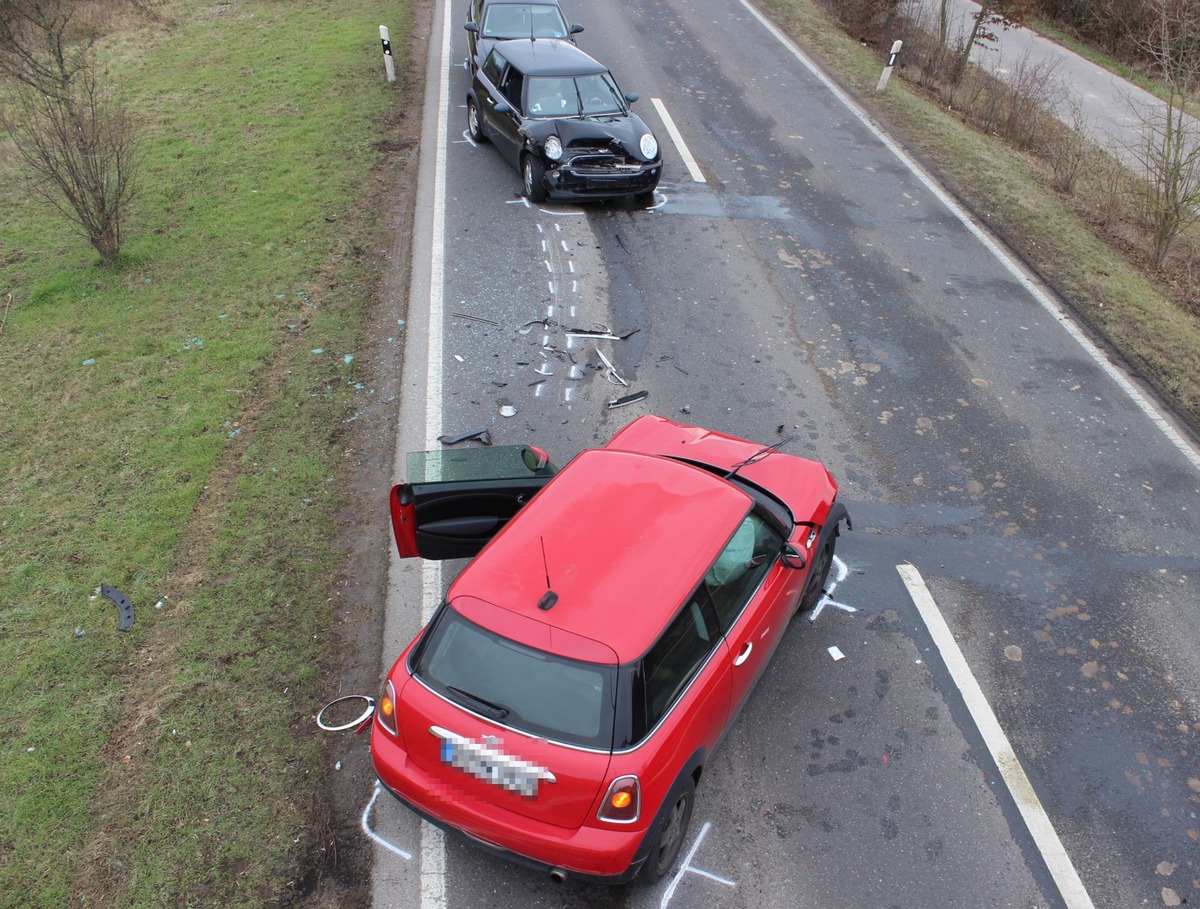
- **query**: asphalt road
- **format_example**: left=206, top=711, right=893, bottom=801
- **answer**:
left=368, top=0, right=1200, bottom=907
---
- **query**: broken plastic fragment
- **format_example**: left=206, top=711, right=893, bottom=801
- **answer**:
left=499, top=405, right=517, bottom=417
left=454, top=311, right=501, bottom=326
left=607, top=390, right=648, bottom=409
left=82, top=358, right=96, bottom=366
left=98, top=584, right=135, bottom=632
left=596, top=349, right=628, bottom=387
left=828, top=645, right=845, bottom=661
left=437, top=427, right=493, bottom=446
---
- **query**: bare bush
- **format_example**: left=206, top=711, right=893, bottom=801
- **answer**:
left=0, top=0, right=140, bottom=264
left=3, top=63, right=141, bottom=264
left=1045, top=98, right=1091, bottom=193
left=822, top=0, right=903, bottom=42
left=1124, top=0, right=1200, bottom=268
left=996, top=53, right=1063, bottom=149
left=893, top=0, right=960, bottom=87
left=0, top=0, right=95, bottom=97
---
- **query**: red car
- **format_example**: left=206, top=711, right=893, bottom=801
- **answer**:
left=372, top=416, right=850, bottom=883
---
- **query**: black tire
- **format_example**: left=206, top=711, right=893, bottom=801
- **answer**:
left=523, top=154, right=547, bottom=202
left=639, top=777, right=695, bottom=884
left=466, top=98, right=486, bottom=143
left=798, top=537, right=835, bottom=614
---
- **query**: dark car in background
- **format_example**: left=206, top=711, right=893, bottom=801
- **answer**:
left=465, top=0, right=583, bottom=71
left=467, top=39, right=662, bottom=202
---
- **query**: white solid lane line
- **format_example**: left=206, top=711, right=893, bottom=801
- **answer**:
left=897, top=564, right=1096, bottom=909
left=651, top=97, right=706, bottom=184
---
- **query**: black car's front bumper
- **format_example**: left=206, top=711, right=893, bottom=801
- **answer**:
left=545, top=156, right=662, bottom=200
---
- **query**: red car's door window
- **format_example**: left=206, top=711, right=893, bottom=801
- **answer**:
left=704, top=512, right=784, bottom=632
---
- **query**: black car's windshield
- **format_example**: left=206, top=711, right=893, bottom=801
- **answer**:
left=481, top=4, right=570, bottom=39
left=526, top=73, right=626, bottom=118
left=414, top=606, right=616, bottom=749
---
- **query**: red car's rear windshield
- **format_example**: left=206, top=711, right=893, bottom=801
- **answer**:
left=412, top=606, right=617, bottom=750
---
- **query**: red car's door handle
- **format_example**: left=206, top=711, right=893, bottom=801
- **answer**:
left=733, top=641, right=753, bottom=666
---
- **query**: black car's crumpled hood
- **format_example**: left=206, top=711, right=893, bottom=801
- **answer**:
left=528, top=113, right=658, bottom=162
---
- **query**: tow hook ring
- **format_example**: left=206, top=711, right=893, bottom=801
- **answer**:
left=317, top=695, right=376, bottom=733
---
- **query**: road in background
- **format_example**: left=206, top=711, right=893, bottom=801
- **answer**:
left=910, top=0, right=1200, bottom=175
left=369, top=0, right=1200, bottom=906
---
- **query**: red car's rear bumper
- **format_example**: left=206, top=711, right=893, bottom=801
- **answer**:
left=371, top=726, right=650, bottom=883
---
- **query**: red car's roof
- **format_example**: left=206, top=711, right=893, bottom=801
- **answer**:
left=445, top=447, right=751, bottom=663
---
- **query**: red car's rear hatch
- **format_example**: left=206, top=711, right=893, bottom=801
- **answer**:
left=396, top=678, right=612, bottom=830
left=396, top=596, right=617, bottom=829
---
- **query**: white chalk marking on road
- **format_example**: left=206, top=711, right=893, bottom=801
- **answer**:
left=738, top=0, right=1200, bottom=475
left=651, top=98, right=706, bottom=184
left=361, top=781, right=414, bottom=860
left=898, top=563, right=1096, bottom=909
left=807, top=555, right=856, bottom=621
left=660, top=821, right=736, bottom=908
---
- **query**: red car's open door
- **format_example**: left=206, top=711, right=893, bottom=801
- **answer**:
left=390, top=445, right=556, bottom=561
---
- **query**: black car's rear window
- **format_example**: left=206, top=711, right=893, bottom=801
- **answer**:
left=413, top=606, right=616, bottom=750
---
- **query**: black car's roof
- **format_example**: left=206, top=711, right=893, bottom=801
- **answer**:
left=491, top=38, right=606, bottom=76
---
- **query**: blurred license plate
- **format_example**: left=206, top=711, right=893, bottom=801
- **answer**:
left=431, top=726, right=555, bottom=797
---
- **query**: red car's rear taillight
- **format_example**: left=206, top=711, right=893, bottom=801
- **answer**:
left=597, top=775, right=640, bottom=823
left=377, top=679, right=399, bottom=736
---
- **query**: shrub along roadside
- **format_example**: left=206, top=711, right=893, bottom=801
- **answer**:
left=0, top=1, right=411, bottom=906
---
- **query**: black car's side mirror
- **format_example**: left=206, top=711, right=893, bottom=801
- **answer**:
left=781, top=544, right=807, bottom=570
left=625, top=92, right=639, bottom=104
left=495, top=101, right=513, bottom=115
left=570, top=23, right=584, bottom=34
left=464, top=21, right=478, bottom=33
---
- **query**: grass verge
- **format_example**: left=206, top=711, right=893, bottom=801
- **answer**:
left=0, top=0, right=412, bottom=905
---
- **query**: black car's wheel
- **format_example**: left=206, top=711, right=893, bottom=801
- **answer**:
left=467, top=98, right=485, bottom=143
left=798, top=536, right=835, bottom=614
left=523, top=154, right=547, bottom=202
left=640, top=777, right=695, bottom=884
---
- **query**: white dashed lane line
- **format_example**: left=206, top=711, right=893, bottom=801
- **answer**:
left=651, top=97, right=706, bottom=184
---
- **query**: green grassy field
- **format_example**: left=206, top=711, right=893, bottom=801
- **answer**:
left=0, top=1, right=410, bottom=905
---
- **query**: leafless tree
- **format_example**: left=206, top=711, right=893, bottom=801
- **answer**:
left=0, top=0, right=94, bottom=96
left=950, top=0, right=1036, bottom=86
left=0, top=0, right=140, bottom=265
left=1125, top=0, right=1200, bottom=268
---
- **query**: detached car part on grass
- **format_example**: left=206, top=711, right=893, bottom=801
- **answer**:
left=373, top=415, right=850, bottom=883
left=467, top=39, right=662, bottom=202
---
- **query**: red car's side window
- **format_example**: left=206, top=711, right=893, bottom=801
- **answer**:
left=642, top=599, right=720, bottom=727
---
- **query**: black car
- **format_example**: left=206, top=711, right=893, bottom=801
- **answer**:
left=465, top=0, right=583, bottom=71
left=467, top=39, right=663, bottom=202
